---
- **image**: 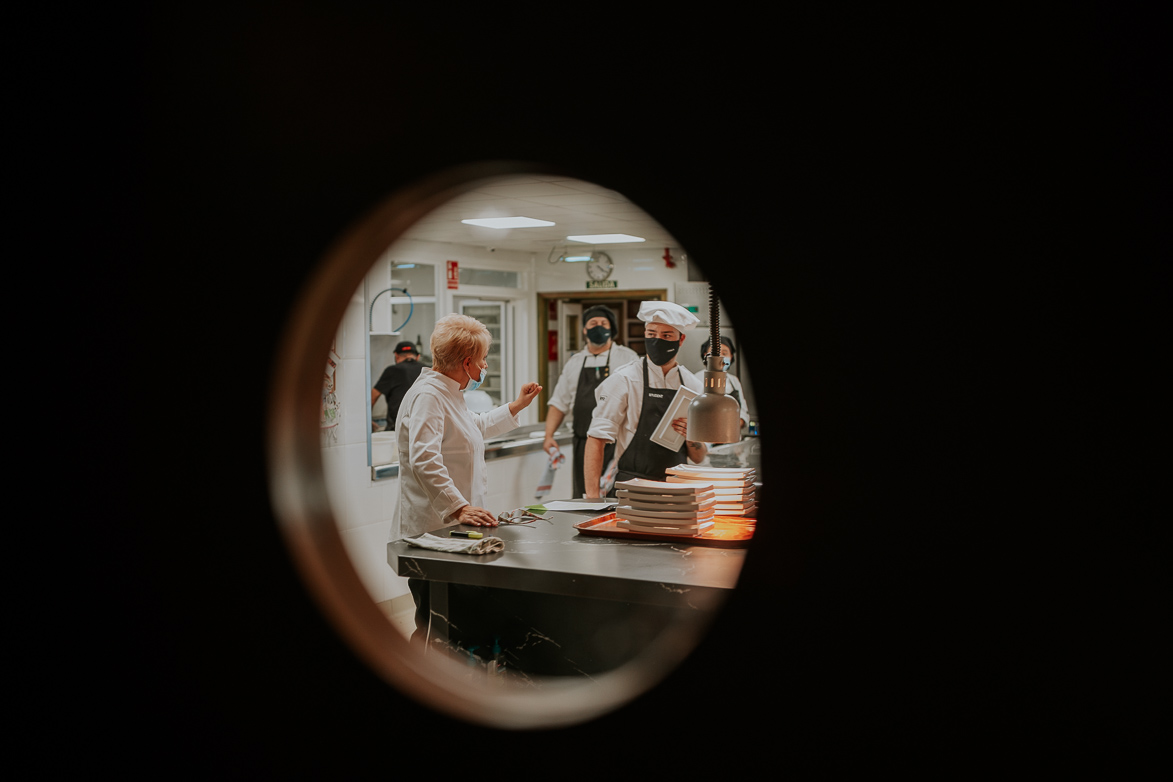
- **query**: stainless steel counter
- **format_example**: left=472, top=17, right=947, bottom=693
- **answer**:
left=375, top=428, right=761, bottom=480
left=482, top=423, right=574, bottom=463
left=372, top=423, right=574, bottom=480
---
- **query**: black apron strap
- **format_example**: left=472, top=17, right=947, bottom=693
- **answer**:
left=571, top=346, right=613, bottom=497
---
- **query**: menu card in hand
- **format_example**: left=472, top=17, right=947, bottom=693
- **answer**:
left=649, top=385, right=699, bottom=451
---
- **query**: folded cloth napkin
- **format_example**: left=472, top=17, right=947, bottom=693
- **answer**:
left=406, top=533, right=505, bottom=555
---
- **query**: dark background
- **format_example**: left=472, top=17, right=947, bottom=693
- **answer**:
left=95, top=3, right=1165, bottom=774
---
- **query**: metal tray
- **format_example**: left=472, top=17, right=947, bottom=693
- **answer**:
left=574, top=512, right=755, bottom=548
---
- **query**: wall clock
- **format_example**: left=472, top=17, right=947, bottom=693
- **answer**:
left=586, top=251, right=614, bottom=281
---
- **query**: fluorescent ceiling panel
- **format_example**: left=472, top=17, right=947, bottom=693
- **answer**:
left=461, top=217, right=556, bottom=229
left=566, top=234, right=645, bottom=244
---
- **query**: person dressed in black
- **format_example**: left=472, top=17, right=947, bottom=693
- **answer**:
left=542, top=304, right=639, bottom=497
left=371, top=340, right=424, bottom=431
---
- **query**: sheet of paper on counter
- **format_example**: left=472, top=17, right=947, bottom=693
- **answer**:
left=539, top=500, right=618, bottom=511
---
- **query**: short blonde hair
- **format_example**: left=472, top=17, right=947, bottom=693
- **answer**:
left=430, top=313, right=491, bottom=372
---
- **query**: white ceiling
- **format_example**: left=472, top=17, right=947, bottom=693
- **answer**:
left=400, top=174, right=683, bottom=259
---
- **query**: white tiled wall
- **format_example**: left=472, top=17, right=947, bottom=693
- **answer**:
left=321, top=281, right=411, bottom=605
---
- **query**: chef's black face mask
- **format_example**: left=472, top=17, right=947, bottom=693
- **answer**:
left=644, top=337, right=681, bottom=366
left=586, top=324, right=611, bottom=346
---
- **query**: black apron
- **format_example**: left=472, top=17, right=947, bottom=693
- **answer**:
left=571, top=346, right=615, bottom=498
left=614, top=358, right=688, bottom=485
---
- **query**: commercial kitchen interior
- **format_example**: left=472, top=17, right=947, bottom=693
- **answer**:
left=318, top=174, right=758, bottom=632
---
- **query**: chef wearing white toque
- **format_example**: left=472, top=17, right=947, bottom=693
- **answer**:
left=582, top=300, right=707, bottom=498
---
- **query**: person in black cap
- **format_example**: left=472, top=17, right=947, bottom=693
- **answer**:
left=542, top=303, right=639, bottom=497
left=700, top=335, right=749, bottom=430
left=371, top=340, right=424, bottom=430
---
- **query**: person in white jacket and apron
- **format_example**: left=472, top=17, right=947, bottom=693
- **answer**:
left=542, top=304, right=639, bottom=497
left=700, top=335, right=749, bottom=431
left=582, top=301, right=707, bottom=498
left=390, top=313, right=541, bottom=644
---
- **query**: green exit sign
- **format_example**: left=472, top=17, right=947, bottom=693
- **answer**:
left=586, top=280, right=618, bottom=289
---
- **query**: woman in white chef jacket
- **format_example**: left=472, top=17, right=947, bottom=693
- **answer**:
left=391, top=313, right=541, bottom=646
left=391, top=313, right=542, bottom=541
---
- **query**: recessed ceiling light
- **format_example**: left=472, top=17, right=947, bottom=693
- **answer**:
left=461, top=217, right=556, bottom=229
left=566, top=234, right=645, bottom=244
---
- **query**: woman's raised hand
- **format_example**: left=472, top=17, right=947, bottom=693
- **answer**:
left=510, top=382, right=542, bottom=415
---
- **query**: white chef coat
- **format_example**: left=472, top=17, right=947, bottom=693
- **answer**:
left=547, top=342, right=640, bottom=418
left=728, top=373, right=750, bottom=426
left=585, top=357, right=703, bottom=465
left=390, top=368, right=519, bottom=540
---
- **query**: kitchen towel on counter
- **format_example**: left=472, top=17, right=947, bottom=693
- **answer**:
left=406, top=533, right=505, bottom=555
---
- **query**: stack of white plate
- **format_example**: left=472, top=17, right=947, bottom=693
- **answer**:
left=613, top=478, right=717, bottom=536
left=665, top=465, right=757, bottom=517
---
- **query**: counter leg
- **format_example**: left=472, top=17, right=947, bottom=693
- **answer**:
left=426, top=580, right=449, bottom=651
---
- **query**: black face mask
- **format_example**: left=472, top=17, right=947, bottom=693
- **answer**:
left=644, top=337, right=681, bottom=366
left=585, top=325, right=611, bottom=345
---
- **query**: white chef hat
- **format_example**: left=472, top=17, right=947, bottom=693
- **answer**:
left=637, top=300, right=700, bottom=331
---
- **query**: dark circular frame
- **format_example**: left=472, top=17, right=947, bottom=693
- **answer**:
left=264, top=161, right=727, bottom=729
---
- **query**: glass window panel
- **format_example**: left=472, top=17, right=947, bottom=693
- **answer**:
left=459, top=267, right=518, bottom=288
left=391, top=262, right=436, bottom=296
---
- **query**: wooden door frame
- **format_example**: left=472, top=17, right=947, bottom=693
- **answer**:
left=535, top=288, right=667, bottom=420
